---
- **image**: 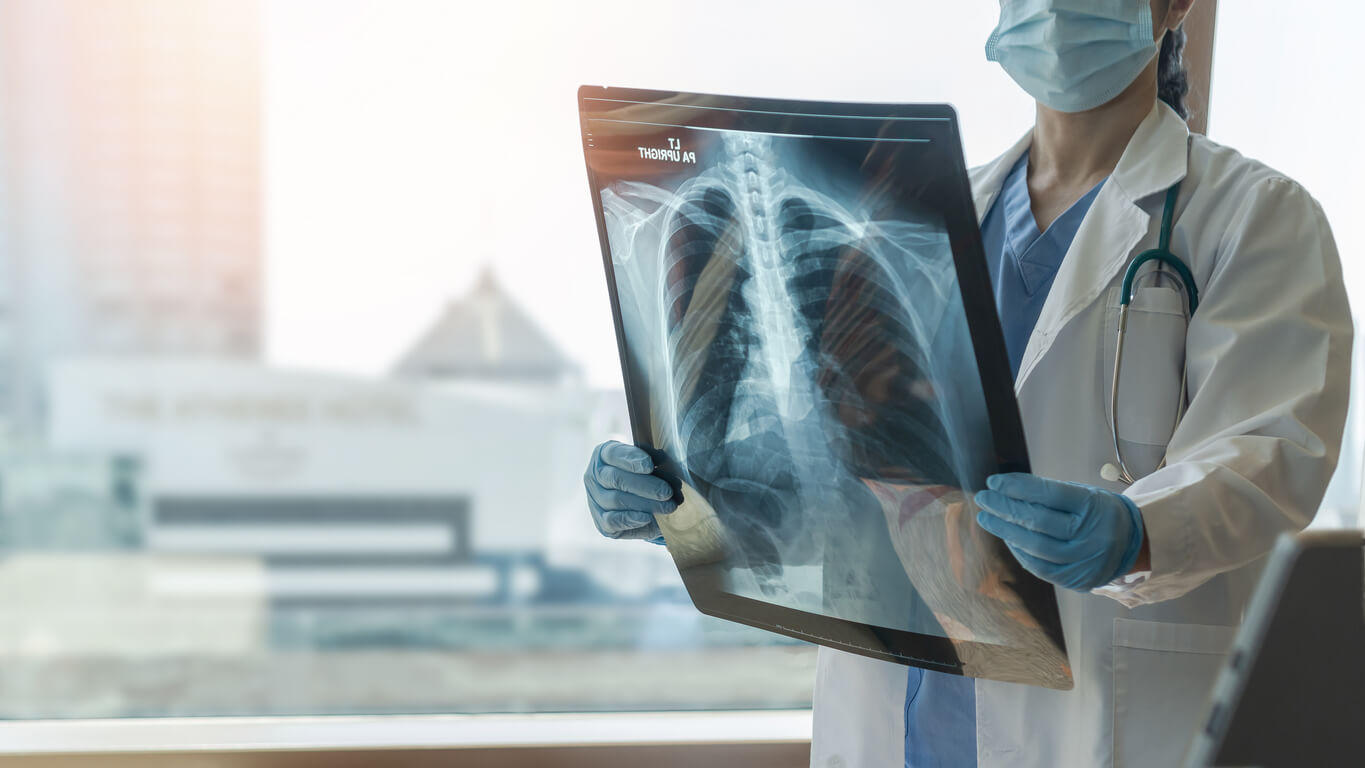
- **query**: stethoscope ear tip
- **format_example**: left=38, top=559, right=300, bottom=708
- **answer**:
left=1099, top=463, right=1122, bottom=483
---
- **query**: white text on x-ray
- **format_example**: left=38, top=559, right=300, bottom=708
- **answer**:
left=639, top=137, right=697, bottom=164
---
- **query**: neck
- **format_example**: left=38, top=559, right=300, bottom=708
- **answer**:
left=1029, top=58, right=1160, bottom=190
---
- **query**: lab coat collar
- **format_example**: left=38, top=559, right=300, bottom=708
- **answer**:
left=970, top=101, right=1189, bottom=223
left=1011, top=101, right=1190, bottom=389
left=969, top=101, right=1191, bottom=391
left=971, top=132, right=1033, bottom=225
left=1107, top=101, right=1191, bottom=204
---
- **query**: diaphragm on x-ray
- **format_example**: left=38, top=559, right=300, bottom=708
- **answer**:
left=581, top=87, right=1071, bottom=689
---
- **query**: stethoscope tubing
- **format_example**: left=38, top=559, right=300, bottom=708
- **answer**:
left=1107, top=181, right=1198, bottom=486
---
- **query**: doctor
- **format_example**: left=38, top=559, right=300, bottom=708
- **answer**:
left=583, top=0, right=1352, bottom=765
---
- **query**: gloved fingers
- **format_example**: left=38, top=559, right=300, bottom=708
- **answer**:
left=593, top=462, right=675, bottom=502
left=589, top=500, right=649, bottom=535
left=1006, top=543, right=1052, bottom=579
left=1007, top=545, right=1071, bottom=585
left=597, top=440, right=655, bottom=474
left=586, top=491, right=647, bottom=537
left=1010, top=545, right=1110, bottom=591
left=600, top=509, right=663, bottom=540
left=986, top=473, right=1094, bottom=511
left=584, top=442, right=672, bottom=542
left=648, top=534, right=667, bottom=546
left=974, top=489, right=1078, bottom=539
left=976, top=507, right=1071, bottom=564
left=586, top=479, right=677, bottom=518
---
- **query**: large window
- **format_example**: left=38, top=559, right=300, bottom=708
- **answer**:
left=1209, top=1, right=1365, bottom=529
left=0, top=0, right=1033, bottom=721
left=7, top=0, right=1351, bottom=739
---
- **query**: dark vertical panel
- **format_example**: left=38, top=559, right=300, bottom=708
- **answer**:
left=1183, top=0, right=1220, bottom=135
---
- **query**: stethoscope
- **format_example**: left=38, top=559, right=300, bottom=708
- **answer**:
left=1099, top=181, right=1199, bottom=486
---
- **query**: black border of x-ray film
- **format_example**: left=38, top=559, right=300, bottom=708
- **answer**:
left=579, top=86, right=1069, bottom=688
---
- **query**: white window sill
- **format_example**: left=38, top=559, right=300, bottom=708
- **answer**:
left=0, top=710, right=813, bottom=755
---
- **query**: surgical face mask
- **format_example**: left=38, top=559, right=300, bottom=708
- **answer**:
left=986, top=0, right=1160, bottom=113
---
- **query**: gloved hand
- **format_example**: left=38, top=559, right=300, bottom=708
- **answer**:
left=973, top=473, right=1145, bottom=592
left=584, top=440, right=677, bottom=545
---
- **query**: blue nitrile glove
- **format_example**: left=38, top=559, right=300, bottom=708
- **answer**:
left=973, top=473, right=1145, bottom=592
left=584, top=440, right=676, bottom=545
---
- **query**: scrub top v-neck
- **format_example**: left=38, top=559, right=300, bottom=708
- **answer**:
left=903, top=150, right=1106, bottom=767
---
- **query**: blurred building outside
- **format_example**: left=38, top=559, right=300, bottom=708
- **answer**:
left=0, top=0, right=817, bottom=720
left=38, top=273, right=689, bottom=638
left=0, top=0, right=262, bottom=431
left=1, top=269, right=818, bottom=719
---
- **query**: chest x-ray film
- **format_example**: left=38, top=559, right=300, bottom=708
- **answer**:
left=580, top=86, right=1070, bottom=689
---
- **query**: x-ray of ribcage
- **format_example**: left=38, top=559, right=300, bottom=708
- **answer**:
left=602, top=131, right=1067, bottom=683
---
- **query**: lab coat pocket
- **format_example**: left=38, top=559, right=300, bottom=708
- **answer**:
left=1111, top=618, right=1237, bottom=768
left=1101, top=284, right=1188, bottom=460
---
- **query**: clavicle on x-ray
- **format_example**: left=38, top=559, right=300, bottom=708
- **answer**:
left=582, top=88, right=1070, bottom=689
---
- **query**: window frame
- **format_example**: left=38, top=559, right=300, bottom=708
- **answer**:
left=0, top=712, right=812, bottom=766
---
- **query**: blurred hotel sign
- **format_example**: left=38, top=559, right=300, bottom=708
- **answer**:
left=48, top=359, right=585, bottom=568
left=44, top=359, right=600, bottom=608
left=100, top=390, right=419, bottom=430
left=95, top=386, right=421, bottom=483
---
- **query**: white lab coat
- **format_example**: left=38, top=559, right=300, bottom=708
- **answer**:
left=809, top=102, right=1353, bottom=768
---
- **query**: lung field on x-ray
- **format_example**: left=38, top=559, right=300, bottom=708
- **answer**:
left=603, top=130, right=982, bottom=631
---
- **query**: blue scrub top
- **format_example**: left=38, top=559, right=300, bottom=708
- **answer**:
left=903, top=151, right=1105, bottom=767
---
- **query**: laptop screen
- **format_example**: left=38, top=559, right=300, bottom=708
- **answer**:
left=580, top=86, right=1069, bottom=689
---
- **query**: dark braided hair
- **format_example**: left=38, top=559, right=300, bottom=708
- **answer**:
left=1157, top=26, right=1191, bottom=120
